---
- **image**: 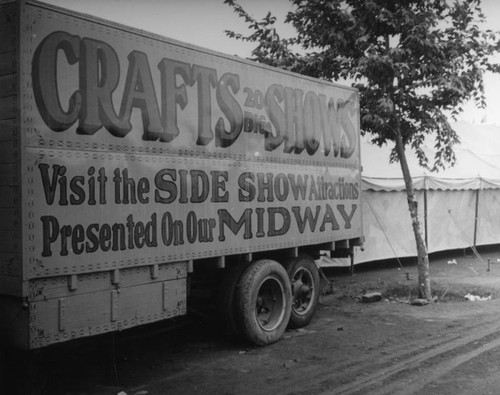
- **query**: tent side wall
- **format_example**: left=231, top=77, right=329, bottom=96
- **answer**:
left=476, top=188, right=500, bottom=246
left=426, top=189, right=476, bottom=253
left=354, top=190, right=423, bottom=264
left=319, top=122, right=500, bottom=267
left=321, top=184, right=500, bottom=267
left=351, top=185, right=500, bottom=266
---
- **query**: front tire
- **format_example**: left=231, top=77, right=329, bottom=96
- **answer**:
left=236, top=260, right=292, bottom=346
left=285, top=254, right=320, bottom=329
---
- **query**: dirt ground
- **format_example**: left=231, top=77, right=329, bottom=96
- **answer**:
left=8, top=245, right=500, bottom=395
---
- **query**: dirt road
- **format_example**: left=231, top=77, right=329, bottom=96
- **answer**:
left=8, top=247, right=500, bottom=395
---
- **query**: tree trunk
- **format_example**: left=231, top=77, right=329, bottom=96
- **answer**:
left=393, top=120, right=432, bottom=300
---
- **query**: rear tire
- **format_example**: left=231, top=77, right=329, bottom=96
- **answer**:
left=284, top=254, right=320, bottom=329
left=236, top=260, right=292, bottom=346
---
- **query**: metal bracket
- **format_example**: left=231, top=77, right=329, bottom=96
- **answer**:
left=111, top=269, right=120, bottom=285
left=162, top=281, right=169, bottom=311
left=58, top=298, right=66, bottom=332
left=217, top=256, right=225, bottom=269
left=150, top=264, right=159, bottom=279
left=111, top=290, right=118, bottom=322
left=68, top=274, right=78, bottom=291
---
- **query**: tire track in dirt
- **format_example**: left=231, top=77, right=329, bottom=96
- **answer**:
left=274, top=306, right=499, bottom=394
left=372, top=335, right=500, bottom=394
left=126, top=301, right=500, bottom=395
left=318, top=317, right=500, bottom=395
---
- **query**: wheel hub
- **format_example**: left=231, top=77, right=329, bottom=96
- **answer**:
left=291, top=268, right=315, bottom=314
left=255, top=275, right=286, bottom=332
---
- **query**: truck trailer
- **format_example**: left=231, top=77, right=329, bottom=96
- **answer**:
left=0, top=0, right=363, bottom=351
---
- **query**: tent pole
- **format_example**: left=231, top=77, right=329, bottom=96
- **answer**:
left=350, top=247, right=355, bottom=276
left=473, top=187, right=480, bottom=248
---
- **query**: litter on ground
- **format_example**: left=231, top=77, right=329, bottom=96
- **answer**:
left=464, top=293, right=492, bottom=302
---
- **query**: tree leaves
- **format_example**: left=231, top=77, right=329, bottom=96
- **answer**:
left=225, top=0, right=500, bottom=171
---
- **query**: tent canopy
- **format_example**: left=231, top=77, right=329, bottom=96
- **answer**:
left=361, top=121, right=500, bottom=191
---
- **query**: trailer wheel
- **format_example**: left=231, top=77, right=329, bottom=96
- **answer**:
left=236, top=260, right=292, bottom=346
left=285, top=255, right=320, bottom=329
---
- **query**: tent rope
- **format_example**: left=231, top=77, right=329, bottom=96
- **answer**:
left=363, top=194, right=404, bottom=269
left=445, top=206, right=486, bottom=265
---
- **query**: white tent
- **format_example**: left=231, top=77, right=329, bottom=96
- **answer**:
left=324, top=121, right=500, bottom=266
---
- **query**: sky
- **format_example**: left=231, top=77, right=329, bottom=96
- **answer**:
left=39, top=0, right=500, bottom=124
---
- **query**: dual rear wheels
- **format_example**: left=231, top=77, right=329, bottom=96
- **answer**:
left=285, top=255, right=321, bottom=329
left=218, top=254, right=320, bottom=346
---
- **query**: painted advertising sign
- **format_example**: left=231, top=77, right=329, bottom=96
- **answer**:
left=22, top=3, right=362, bottom=277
